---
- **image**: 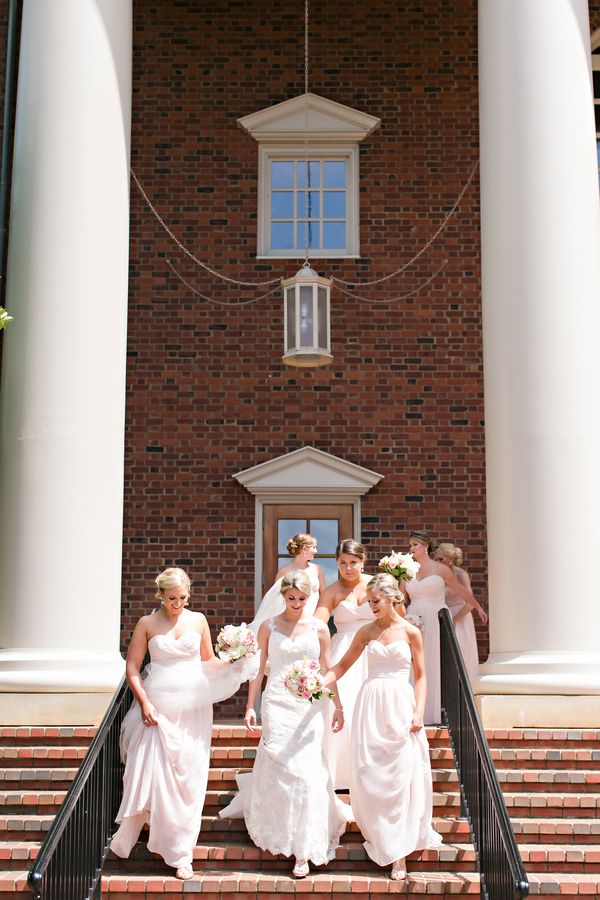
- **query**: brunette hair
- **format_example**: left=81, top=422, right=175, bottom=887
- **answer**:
left=335, top=539, right=367, bottom=561
left=409, top=530, right=434, bottom=553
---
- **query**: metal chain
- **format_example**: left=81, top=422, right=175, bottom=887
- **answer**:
left=305, top=0, right=309, bottom=95
left=166, top=259, right=283, bottom=306
left=332, top=259, right=448, bottom=305
left=332, top=160, right=479, bottom=287
left=131, top=168, right=282, bottom=287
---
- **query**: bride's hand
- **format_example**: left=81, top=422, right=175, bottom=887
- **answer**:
left=244, top=706, right=258, bottom=732
left=141, top=702, right=158, bottom=727
left=331, top=708, right=344, bottom=733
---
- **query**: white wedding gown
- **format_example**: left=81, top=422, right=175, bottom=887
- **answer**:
left=110, top=633, right=259, bottom=869
left=351, top=640, right=442, bottom=867
left=248, top=563, right=320, bottom=633
left=405, top=575, right=449, bottom=725
left=326, top=597, right=374, bottom=789
left=220, top=619, right=352, bottom=864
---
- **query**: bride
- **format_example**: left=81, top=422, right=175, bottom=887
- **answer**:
left=220, top=570, right=351, bottom=878
left=248, top=532, right=325, bottom=632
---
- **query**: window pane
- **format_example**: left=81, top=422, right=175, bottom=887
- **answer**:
left=298, top=191, right=320, bottom=219
left=299, top=285, right=314, bottom=347
left=310, top=519, right=338, bottom=553
left=286, top=287, right=295, bottom=350
left=271, top=192, right=294, bottom=218
left=271, top=221, right=294, bottom=249
left=323, top=191, right=346, bottom=218
left=317, top=286, right=328, bottom=349
left=323, top=221, right=346, bottom=249
left=271, top=161, right=294, bottom=188
left=278, top=520, right=307, bottom=554
left=297, top=221, right=318, bottom=250
left=323, top=160, right=346, bottom=188
left=319, top=557, right=339, bottom=587
left=297, top=160, right=320, bottom=188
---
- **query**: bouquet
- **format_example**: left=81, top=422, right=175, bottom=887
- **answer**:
left=215, top=623, right=258, bottom=663
left=406, top=613, right=424, bottom=630
left=378, top=550, right=420, bottom=582
left=284, top=658, right=334, bottom=703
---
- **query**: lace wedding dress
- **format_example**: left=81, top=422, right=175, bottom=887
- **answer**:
left=110, top=632, right=258, bottom=869
left=220, top=619, right=352, bottom=864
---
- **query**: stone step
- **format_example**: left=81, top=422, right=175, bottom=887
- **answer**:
left=496, top=768, right=600, bottom=792
left=0, top=747, right=87, bottom=768
left=0, top=728, right=96, bottom=748
left=0, top=768, right=78, bottom=790
left=518, top=843, right=600, bottom=872
left=0, top=867, right=482, bottom=898
left=0, top=792, right=65, bottom=816
left=484, top=728, right=600, bottom=749
left=482, top=747, right=600, bottom=770
left=502, top=792, right=600, bottom=817
left=0, top=841, right=39, bottom=870
left=107, top=838, right=478, bottom=873
left=0, top=815, right=53, bottom=842
left=512, top=817, right=600, bottom=843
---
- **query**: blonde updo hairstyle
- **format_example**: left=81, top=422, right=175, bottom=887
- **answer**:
left=155, top=567, right=192, bottom=603
left=436, top=542, right=463, bottom=566
left=280, top=569, right=312, bottom=597
left=366, top=572, right=406, bottom=614
left=286, top=532, right=317, bottom=557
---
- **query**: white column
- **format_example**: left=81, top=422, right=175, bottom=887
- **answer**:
left=475, top=0, right=600, bottom=726
left=0, top=0, right=131, bottom=724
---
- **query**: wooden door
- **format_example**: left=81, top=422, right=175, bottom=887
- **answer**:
left=262, top=504, right=354, bottom=593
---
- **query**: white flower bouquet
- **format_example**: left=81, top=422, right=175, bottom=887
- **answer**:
left=406, top=613, right=424, bottom=630
left=284, top=657, right=334, bottom=703
left=378, top=550, right=421, bottom=582
left=215, top=623, right=258, bottom=663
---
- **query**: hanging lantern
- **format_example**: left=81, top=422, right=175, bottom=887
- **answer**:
left=281, top=264, right=333, bottom=367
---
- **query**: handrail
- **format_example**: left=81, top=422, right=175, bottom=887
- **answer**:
left=439, top=607, right=529, bottom=900
left=27, top=673, right=133, bottom=900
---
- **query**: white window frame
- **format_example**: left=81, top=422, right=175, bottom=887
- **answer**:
left=258, top=143, right=360, bottom=259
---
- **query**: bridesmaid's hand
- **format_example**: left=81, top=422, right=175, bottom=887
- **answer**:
left=141, top=703, right=158, bottom=727
left=478, top=608, right=488, bottom=625
left=331, top=709, right=344, bottom=733
left=244, top=707, right=258, bottom=732
left=410, top=711, right=424, bottom=733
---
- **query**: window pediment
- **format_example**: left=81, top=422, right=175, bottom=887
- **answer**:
left=237, top=92, right=381, bottom=144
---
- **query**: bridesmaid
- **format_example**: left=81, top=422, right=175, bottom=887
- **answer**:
left=404, top=531, right=472, bottom=724
left=249, top=532, right=325, bottom=632
left=433, top=542, right=487, bottom=680
left=323, top=573, right=442, bottom=881
left=110, top=568, right=258, bottom=880
left=316, top=539, right=374, bottom=789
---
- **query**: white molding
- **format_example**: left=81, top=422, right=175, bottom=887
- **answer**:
left=238, top=92, right=380, bottom=143
left=234, top=447, right=383, bottom=608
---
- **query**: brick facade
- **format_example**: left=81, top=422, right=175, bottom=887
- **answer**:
left=2, top=2, right=600, bottom=714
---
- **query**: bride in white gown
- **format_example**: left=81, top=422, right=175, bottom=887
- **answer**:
left=248, top=532, right=325, bottom=633
left=220, top=570, right=351, bottom=878
left=110, top=568, right=259, bottom=881
left=323, top=573, right=442, bottom=881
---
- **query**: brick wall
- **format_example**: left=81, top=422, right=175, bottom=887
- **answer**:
left=125, top=0, right=486, bottom=716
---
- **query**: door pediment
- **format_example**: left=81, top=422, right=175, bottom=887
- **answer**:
left=234, top=446, right=383, bottom=502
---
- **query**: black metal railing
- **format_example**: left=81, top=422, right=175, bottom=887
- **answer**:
left=439, top=607, right=529, bottom=900
left=27, top=675, right=132, bottom=900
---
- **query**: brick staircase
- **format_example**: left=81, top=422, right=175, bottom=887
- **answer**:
left=0, top=724, right=599, bottom=898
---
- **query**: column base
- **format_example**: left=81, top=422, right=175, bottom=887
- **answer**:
left=475, top=693, right=600, bottom=728
left=0, top=691, right=117, bottom=726
left=0, top=648, right=125, bottom=692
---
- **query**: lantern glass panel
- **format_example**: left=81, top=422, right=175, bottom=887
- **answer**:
left=299, top=285, right=314, bottom=348
left=317, top=286, right=328, bottom=349
left=286, top=288, right=295, bottom=350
